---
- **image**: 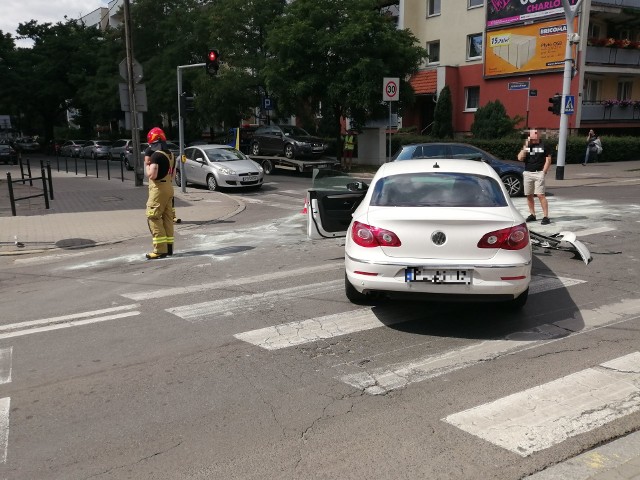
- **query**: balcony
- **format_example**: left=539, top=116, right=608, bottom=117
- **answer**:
left=581, top=102, right=640, bottom=122
left=585, top=46, right=640, bottom=66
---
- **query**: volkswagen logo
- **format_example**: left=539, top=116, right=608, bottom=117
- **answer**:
left=431, top=231, right=446, bottom=246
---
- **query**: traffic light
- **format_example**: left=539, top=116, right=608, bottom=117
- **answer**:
left=179, top=93, right=195, bottom=113
left=548, top=93, right=562, bottom=116
left=206, top=49, right=220, bottom=76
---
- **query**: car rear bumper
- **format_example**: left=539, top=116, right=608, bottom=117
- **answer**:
left=345, top=254, right=531, bottom=298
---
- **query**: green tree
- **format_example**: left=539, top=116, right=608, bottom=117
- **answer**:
left=471, top=99, right=522, bottom=139
left=263, top=0, right=426, bottom=146
left=10, top=20, right=107, bottom=139
left=432, top=85, right=453, bottom=139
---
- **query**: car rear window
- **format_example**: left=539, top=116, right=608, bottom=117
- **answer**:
left=370, top=172, right=507, bottom=207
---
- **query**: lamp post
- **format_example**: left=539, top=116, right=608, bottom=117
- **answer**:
left=556, top=0, right=584, bottom=180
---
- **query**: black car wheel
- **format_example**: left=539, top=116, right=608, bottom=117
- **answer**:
left=124, top=157, right=132, bottom=171
left=175, top=170, right=182, bottom=186
left=251, top=142, right=261, bottom=156
left=284, top=144, right=295, bottom=160
left=262, top=159, right=273, bottom=175
left=501, top=173, right=523, bottom=197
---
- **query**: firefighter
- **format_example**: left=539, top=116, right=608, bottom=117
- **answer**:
left=144, top=127, right=176, bottom=259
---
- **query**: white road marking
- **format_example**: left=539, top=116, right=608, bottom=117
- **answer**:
left=529, top=275, right=585, bottom=295
left=234, top=307, right=412, bottom=350
left=13, top=248, right=110, bottom=265
left=0, top=348, right=11, bottom=385
left=124, top=262, right=342, bottom=301
left=168, top=280, right=343, bottom=321
left=443, top=352, right=640, bottom=457
left=0, top=397, right=9, bottom=463
left=0, top=306, right=140, bottom=340
left=338, top=297, right=640, bottom=395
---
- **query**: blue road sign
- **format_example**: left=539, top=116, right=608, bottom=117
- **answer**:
left=262, top=97, right=275, bottom=111
left=564, top=95, right=575, bottom=115
left=508, top=81, right=530, bottom=91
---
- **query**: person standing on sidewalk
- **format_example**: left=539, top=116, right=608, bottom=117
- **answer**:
left=341, top=129, right=356, bottom=172
left=517, top=129, right=552, bottom=225
left=144, top=127, right=176, bottom=259
left=583, top=129, right=602, bottom=166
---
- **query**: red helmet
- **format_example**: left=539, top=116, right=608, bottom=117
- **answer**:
left=147, top=127, right=166, bottom=144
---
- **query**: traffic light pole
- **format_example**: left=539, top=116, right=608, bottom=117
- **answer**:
left=176, top=63, right=205, bottom=193
left=556, top=0, right=583, bottom=180
left=123, top=0, right=143, bottom=186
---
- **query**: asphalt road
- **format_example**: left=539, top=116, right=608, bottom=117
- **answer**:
left=0, top=173, right=639, bottom=479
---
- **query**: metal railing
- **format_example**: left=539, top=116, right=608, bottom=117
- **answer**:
left=5, top=158, right=53, bottom=216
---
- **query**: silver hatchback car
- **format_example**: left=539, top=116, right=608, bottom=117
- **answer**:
left=176, top=145, right=264, bottom=191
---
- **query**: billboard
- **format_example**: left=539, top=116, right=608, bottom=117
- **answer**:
left=487, top=0, right=578, bottom=28
left=484, top=18, right=575, bottom=77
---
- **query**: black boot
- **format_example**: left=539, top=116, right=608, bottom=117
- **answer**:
left=167, top=244, right=173, bottom=256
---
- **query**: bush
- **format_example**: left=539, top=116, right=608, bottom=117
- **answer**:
left=471, top=100, right=522, bottom=139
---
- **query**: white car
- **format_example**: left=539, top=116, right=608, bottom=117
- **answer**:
left=306, top=159, right=532, bottom=308
left=176, top=144, right=264, bottom=191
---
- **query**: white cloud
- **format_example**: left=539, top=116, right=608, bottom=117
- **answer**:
left=1, top=0, right=109, bottom=47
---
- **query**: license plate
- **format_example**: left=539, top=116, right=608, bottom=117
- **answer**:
left=405, top=268, right=471, bottom=284
left=242, top=176, right=258, bottom=182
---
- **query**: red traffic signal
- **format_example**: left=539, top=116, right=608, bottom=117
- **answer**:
left=206, top=49, right=220, bottom=76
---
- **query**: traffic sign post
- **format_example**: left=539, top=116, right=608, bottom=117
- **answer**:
left=383, top=77, right=399, bottom=163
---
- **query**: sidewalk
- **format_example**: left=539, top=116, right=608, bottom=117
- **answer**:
left=1, top=159, right=639, bottom=256
left=0, top=166, right=244, bottom=255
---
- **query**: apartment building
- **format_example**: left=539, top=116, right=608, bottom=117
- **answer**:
left=399, top=0, right=640, bottom=135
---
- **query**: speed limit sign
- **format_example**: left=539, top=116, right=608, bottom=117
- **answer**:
left=383, top=77, right=399, bottom=102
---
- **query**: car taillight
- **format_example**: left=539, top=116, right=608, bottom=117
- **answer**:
left=477, top=223, right=529, bottom=250
left=351, top=221, right=402, bottom=248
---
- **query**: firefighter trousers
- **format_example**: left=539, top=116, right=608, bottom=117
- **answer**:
left=146, top=179, right=174, bottom=254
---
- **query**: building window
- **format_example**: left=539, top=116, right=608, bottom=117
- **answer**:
left=617, top=81, right=632, bottom=100
left=468, top=0, right=483, bottom=8
left=584, top=79, right=601, bottom=102
left=588, top=23, right=601, bottom=38
left=428, top=0, right=441, bottom=17
left=467, top=34, right=483, bottom=60
left=465, top=86, right=480, bottom=110
left=427, top=41, right=440, bottom=64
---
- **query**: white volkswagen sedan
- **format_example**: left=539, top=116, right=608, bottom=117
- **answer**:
left=176, top=144, right=264, bottom=191
left=306, top=159, right=532, bottom=308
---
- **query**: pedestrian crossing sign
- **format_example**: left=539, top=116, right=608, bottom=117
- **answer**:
left=564, top=95, right=575, bottom=115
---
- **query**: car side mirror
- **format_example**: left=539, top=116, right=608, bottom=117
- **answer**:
left=347, top=181, right=368, bottom=192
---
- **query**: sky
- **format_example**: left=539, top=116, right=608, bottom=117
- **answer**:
left=2, top=0, right=109, bottom=47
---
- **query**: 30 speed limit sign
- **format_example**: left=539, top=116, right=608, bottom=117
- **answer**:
left=383, top=77, right=399, bottom=102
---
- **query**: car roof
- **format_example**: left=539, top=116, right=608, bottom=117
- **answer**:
left=189, top=144, right=236, bottom=149
left=376, top=158, right=497, bottom=178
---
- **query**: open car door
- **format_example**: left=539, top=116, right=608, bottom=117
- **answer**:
left=306, top=169, right=369, bottom=239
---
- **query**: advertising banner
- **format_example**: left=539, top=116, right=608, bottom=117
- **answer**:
left=487, top=0, right=578, bottom=28
left=484, top=18, right=576, bottom=77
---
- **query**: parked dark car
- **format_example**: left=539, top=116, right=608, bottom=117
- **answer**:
left=250, top=125, right=326, bottom=159
left=14, top=137, right=40, bottom=152
left=227, top=125, right=258, bottom=154
left=0, top=144, right=18, bottom=164
left=45, top=139, right=63, bottom=156
left=392, top=143, right=524, bottom=197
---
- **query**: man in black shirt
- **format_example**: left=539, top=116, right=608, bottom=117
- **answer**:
left=517, top=129, right=552, bottom=225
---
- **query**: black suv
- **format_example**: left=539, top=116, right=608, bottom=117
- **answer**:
left=250, top=125, right=325, bottom=159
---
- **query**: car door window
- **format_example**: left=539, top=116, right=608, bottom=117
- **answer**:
left=418, top=145, right=448, bottom=158
left=450, top=145, right=484, bottom=161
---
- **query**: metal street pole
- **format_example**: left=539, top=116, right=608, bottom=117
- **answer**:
left=557, top=0, right=584, bottom=180
left=123, top=0, right=143, bottom=186
left=176, top=63, right=205, bottom=193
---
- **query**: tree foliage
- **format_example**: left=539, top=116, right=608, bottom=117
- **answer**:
left=264, top=0, right=426, bottom=140
left=1, top=0, right=426, bottom=144
left=432, top=85, right=453, bottom=139
left=471, top=100, right=522, bottom=139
